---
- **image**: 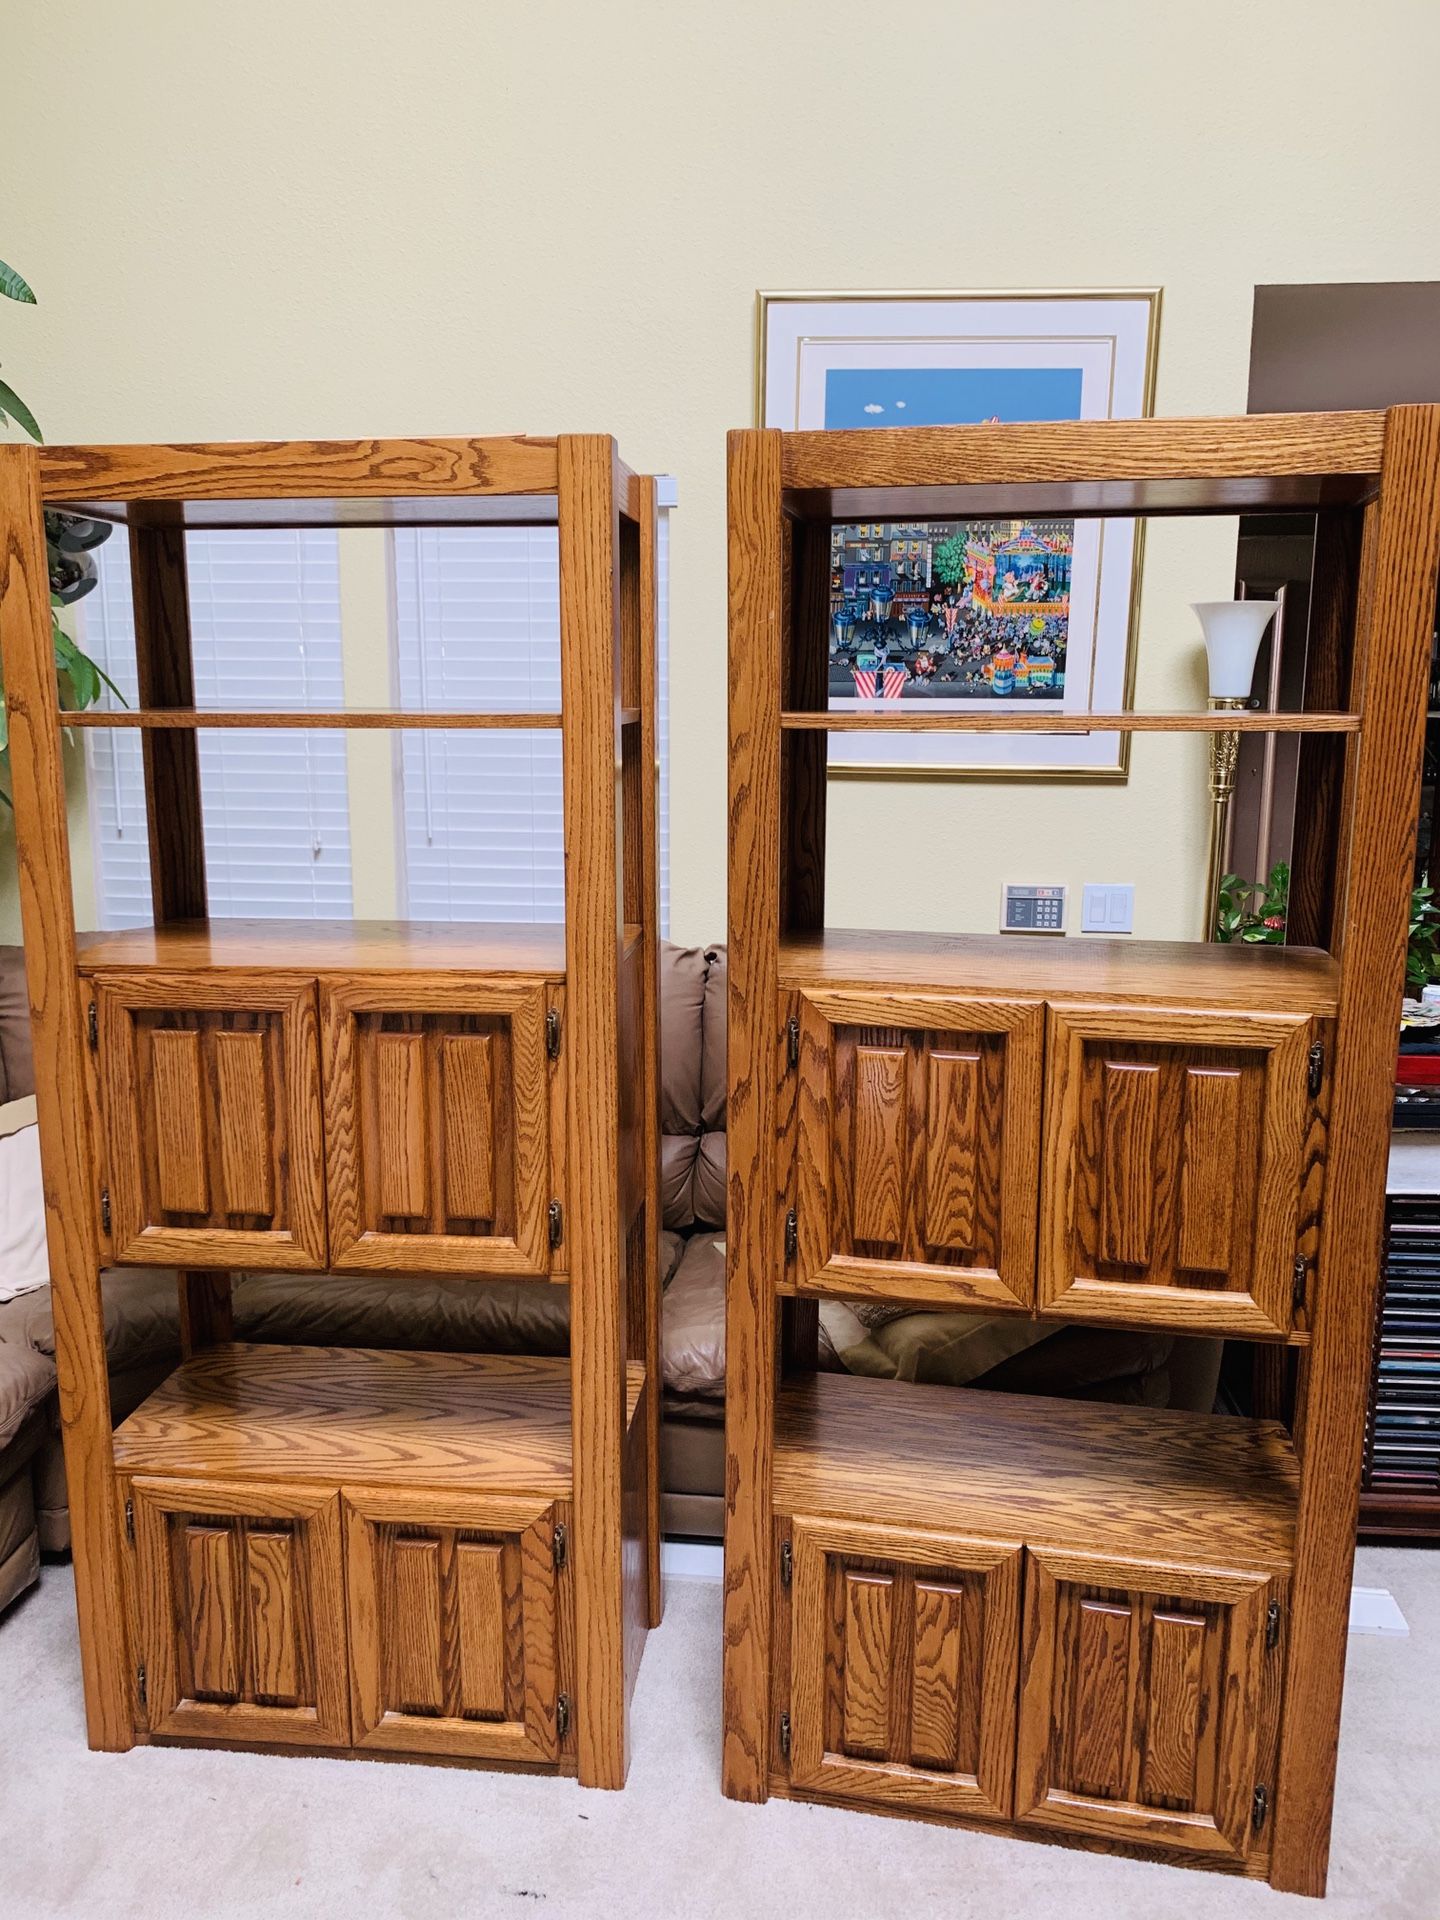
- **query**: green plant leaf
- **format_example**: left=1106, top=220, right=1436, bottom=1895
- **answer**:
left=0, top=374, right=42, bottom=443
left=0, top=260, right=36, bottom=305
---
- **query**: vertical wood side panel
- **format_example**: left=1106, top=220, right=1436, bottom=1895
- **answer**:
left=1176, top=1068, right=1240, bottom=1275
left=910, top=1578, right=964, bottom=1770
left=1142, top=1608, right=1205, bottom=1807
left=374, top=1031, right=429, bottom=1219
left=245, top=1529, right=300, bottom=1703
left=214, top=1028, right=274, bottom=1215
left=1068, top=1598, right=1132, bottom=1799
left=456, top=1540, right=507, bottom=1719
left=925, top=1049, right=980, bottom=1254
left=1273, top=407, right=1440, bottom=1895
left=441, top=1033, right=496, bottom=1220
left=840, top=1571, right=893, bottom=1760
left=149, top=1027, right=210, bottom=1213
left=850, top=1045, right=906, bottom=1246
left=723, top=429, right=784, bottom=1801
left=558, top=434, right=628, bottom=1787
left=130, top=516, right=207, bottom=921
left=0, top=447, right=134, bottom=1748
left=389, top=1536, right=444, bottom=1713
left=185, top=1524, right=240, bottom=1699
left=1097, top=1062, right=1159, bottom=1267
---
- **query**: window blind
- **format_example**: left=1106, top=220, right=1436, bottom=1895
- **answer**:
left=82, top=529, right=353, bottom=926
left=392, top=508, right=671, bottom=932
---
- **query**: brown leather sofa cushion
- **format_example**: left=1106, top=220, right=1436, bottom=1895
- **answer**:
left=0, top=1267, right=181, bottom=1374
left=0, top=947, right=34, bottom=1106
left=231, top=1272, right=570, bottom=1354
left=660, top=944, right=726, bottom=1231
left=0, top=1339, right=55, bottom=1452
left=662, top=1231, right=724, bottom=1399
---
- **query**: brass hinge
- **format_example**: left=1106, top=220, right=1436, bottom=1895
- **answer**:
left=784, top=1209, right=797, bottom=1262
left=1293, top=1254, right=1308, bottom=1311
left=1252, top=1783, right=1269, bottom=1834
left=546, top=1007, right=561, bottom=1060
left=556, top=1692, right=571, bottom=1740
left=778, top=1710, right=791, bottom=1761
left=548, top=1200, right=564, bottom=1249
left=124, top=1499, right=134, bottom=1547
left=786, top=1015, right=799, bottom=1069
left=1308, top=1041, right=1324, bottom=1098
left=1266, top=1600, right=1282, bottom=1650
left=87, top=1001, right=98, bottom=1051
left=779, top=1539, right=792, bottom=1588
left=136, top=1664, right=147, bottom=1712
left=553, top=1521, right=567, bottom=1571
left=100, top=1187, right=111, bottom=1235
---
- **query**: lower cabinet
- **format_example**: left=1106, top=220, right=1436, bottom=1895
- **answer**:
left=1015, top=1548, right=1278, bottom=1864
left=344, top=1490, right=563, bottom=1763
left=780, top=1519, right=1282, bottom=1864
left=785, top=1516, right=1021, bottom=1819
left=128, top=1476, right=350, bottom=1748
left=126, top=1476, right=566, bottom=1766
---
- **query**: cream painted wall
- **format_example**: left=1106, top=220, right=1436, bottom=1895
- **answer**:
left=4, top=1, right=1439, bottom=946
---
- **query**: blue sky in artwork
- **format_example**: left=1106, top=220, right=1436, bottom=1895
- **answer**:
left=824, top=366, right=1084, bottom=428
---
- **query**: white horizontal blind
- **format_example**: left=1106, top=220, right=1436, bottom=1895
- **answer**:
left=82, top=530, right=353, bottom=926
left=392, top=511, right=671, bottom=932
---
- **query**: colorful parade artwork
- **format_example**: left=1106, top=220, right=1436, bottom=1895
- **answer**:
left=829, top=517, right=1072, bottom=704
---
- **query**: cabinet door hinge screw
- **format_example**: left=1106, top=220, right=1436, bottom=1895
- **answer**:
left=556, top=1692, right=571, bottom=1740
left=546, top=1008, right=561, bottom=1060
left=1252, top=1783, right=1269, bottom=1833
left=779, top=1539, right=792, bottom=1588
left=779, top=1710, right=791, bottom=1760
left=784, top=1209, right=797, bottom=1262
left=548, top=1201, right=564, bottom=1249
left=553, top=1521, right=567, bottom=1571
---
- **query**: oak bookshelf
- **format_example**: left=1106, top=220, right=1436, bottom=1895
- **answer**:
left=0, top=434, right=662, bottom=1788
left=723, top=409, right=1440, bottom=1892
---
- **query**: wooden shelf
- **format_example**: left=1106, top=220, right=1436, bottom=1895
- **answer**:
left=65, top=708, right=562, bottom=731
left=781, top=710, right=1358, bottom=735
left=779, top=927, right=1340, bottom=1015
left=774, top=1373, right=1299, bottom=1573
left=774, top=411, right=1383, bottom=522
left=76, top=917, right=568, bottom=976
left=113, top=1343, right=645, bottom=1492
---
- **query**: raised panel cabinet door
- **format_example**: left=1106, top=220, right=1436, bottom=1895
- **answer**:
left=785, top=1515, right=1021, bottom=1818
left=1040, top=1004, right=1319, bottom=1337
left=127, top=1476, right=349, bottom=1747
left=343, top=1489, right=563, bottom=1764
left=95, top=972, right=326, bottom=1269
left=1016, top=1547, right=1278, bottom=1863
left=793, top=989, right=1043, bottom=1311
left=321, top=975, right=558, bottom=1276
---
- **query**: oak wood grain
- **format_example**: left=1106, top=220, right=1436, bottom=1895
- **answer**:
left=76, top=918, right=568, bottom=976
left=0, top=445, right=134, bottom=1748
left=723, top=428, right=785, bottom=1800
left=1272, top=404, right=1440, bottom=1894
left=64, top=707, right=563, bottom=730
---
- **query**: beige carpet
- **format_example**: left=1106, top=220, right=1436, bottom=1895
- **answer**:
left=0, top=1548, right=1435, bottom=1920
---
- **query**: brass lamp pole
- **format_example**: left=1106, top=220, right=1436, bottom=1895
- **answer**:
left=1192, top=596, right=1282, bottom=937
left=1204, top=696, right=1248, bottom=934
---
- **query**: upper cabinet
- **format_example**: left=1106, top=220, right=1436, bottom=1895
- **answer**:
left=1041, top=1004, right=1320, bottom=1338
left=790, top=988, right=1043, bottom=1312
left=96, top=971, right=327, bottom=1270
left=321, top=975, right=562, bottom=1277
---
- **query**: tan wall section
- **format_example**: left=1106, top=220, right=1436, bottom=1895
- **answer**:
left=3, top=2, right=1438, bottom=945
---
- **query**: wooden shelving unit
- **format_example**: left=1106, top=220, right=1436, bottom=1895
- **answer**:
left=0, top=434, right=663, bottom=1788
left=723, top=409, right=1440, bottom=1893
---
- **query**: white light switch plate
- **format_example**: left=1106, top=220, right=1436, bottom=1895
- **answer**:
left=1081, top=882, right=1134, bottom=934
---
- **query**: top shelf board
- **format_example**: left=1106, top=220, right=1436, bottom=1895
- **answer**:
left=779, top=926, right=1341, bottom=1015
left=76, top=917, right=570, bottom=978
left=767, top=410, right=1386, bottom=521
left=28, top=435, right=642, bottom=529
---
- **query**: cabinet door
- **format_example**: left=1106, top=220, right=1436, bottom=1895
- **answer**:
left=128, top=1476, right=349, bottom=1747
left=1016, top=1547, right=1275, bottom=1862
left=1040, top=1004, right=1315, bottom=1337
left=786, top=1515, right=1021, bottom=1819
left=97, top=972, right=326, bottom=1269
left=322, top=976, right=556, bottom=1275
left=793, top=990, right=1042, bottom=1310
left=344, top=1490, right=562, bottom=1764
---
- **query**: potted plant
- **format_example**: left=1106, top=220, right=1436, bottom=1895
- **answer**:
left=1214, top=859, right=1290, bottom=945
left=1, top=254, right=121, bottom=785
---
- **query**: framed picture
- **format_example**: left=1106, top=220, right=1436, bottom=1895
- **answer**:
left=757, top=289, right=1161, bottom=779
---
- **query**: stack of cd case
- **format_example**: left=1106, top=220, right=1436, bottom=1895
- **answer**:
left=1363, top=1195, right=1440, bottom=1496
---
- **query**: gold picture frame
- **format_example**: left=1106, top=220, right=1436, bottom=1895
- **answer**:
left=756, top=287, right=1162, bottom=781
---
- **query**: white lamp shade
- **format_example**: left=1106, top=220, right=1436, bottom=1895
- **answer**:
left=1191, top=599, right=1280, bottom=701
